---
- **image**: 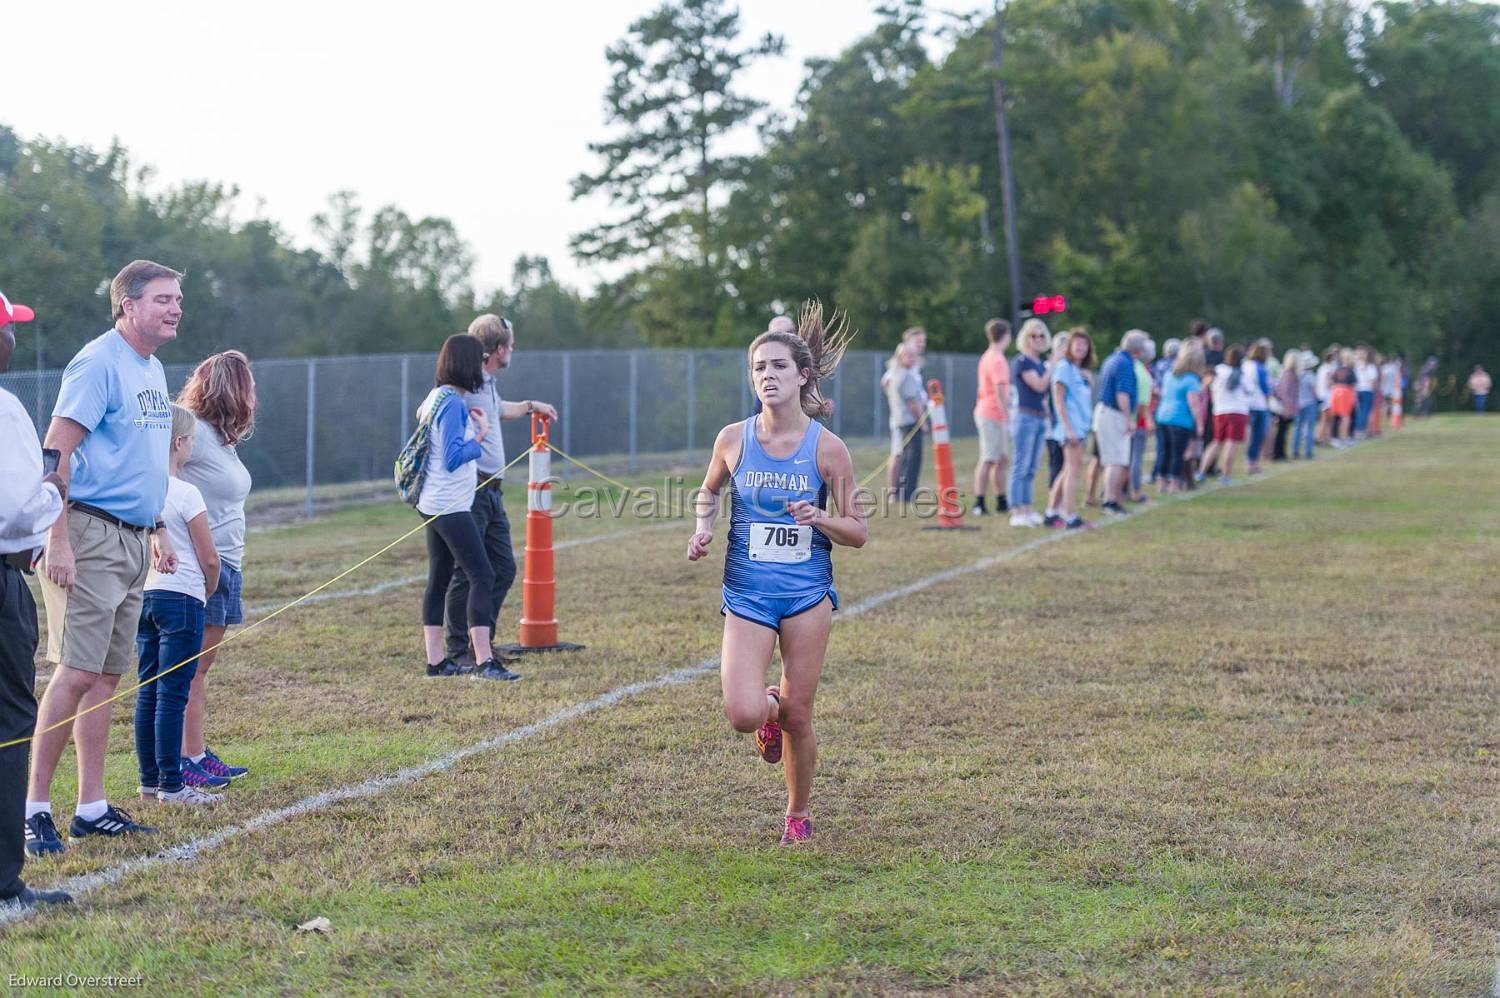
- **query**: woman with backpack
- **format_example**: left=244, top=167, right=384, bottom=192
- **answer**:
left=413, top=335, right=498, bottom=678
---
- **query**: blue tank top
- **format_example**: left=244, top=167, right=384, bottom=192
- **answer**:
left=723, top=416, right=833, bottom=596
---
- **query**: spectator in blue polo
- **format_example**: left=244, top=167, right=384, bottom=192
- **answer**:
left=1093, top=330, right=1146, bottom=515
left=23, top=260, right=183, bottom=857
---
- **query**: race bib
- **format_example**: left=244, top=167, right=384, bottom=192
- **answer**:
left=748, top=521, right=811, bottom=563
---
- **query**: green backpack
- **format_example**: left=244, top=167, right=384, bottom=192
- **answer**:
left=395, top=388, right=456, bottom=508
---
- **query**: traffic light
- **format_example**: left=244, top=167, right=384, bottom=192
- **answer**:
left=1031, top=294, right=1068, bottom=315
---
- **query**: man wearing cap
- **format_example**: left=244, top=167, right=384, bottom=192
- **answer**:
left=0, top=291, right=71, bottom=907
left=23, top=260, right=183, bottom=856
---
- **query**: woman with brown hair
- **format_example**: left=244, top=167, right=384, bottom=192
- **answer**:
left=1043, top=329, right=1096, bottom=530
left=687, top=302, right=866, bottom=846
left=175, top=350, right=257, bottom=788
left=416, top=334, right=504, bottom=678
left=1243, top=339, right=1273, bottom=474
left=1199, top=343, right=1254, bottom=484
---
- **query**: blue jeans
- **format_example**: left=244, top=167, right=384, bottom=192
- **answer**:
left=1477, top=394, right=1489, bottom=412
left=1129, top=427, right=1147, bottom=495
left=1008, top=410, right=1047, bottom=507
left=1151, top=423, right=1168, bottom=481
left=1294, top=403, right=1318, bottom=458
left=1355, top=390, right=1375, bottom=432
left=1247, top=409, right=1271, bottom=463
left=135, top=591, right=204, bottom=793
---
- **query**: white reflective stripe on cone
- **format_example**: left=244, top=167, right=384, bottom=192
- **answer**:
left=931, top=404, right=951, bottom=445
left=528, top=485, right=552, bottom=512
left=529, top=449, right=551, bottom=482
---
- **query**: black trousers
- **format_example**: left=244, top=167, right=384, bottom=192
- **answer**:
left=423, top=510, right=495, bottom=638
left=1272, top=414, right=1292, bottom=461
left=443, top=487, right=516, bottom=659
left=0, top=563, right=39, bottom=900
left=893, top=427, right=924, bottom=502
left=1047, top=439, right=1064, bottom=488
left=1160, top=424, right=1194, bottom=482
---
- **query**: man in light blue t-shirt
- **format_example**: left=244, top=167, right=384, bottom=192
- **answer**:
left=24, top=260, right=184, bottom=856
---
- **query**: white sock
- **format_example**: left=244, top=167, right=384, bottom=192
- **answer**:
left=1044, top=507, right=1057, bottom=517
left=24, top=801, right=50, bottom=820
left=190, top=752, right=206, bottom=764
left=75, top=799, right=108, bottom=821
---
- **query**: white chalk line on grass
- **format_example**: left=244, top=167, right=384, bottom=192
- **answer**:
left=1, top=448, right=1353, bottom=925
left=243, top=521, right=681, bottom=618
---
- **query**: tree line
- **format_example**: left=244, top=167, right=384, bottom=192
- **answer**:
left=2, top=0, right=1496, bottom=386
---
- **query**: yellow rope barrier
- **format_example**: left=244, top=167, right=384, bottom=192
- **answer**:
left=857, top=408, right=931, bottom=490
left=0, top=447, right=531, bottom=750
left=540, top=441, right=635, bottom=494
left=6, top=406, right=936, bottom=750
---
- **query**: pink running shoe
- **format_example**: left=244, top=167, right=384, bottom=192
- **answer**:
left=755, top=687, right=782, bottom=764
left=779, top=814, right=812, bottom=846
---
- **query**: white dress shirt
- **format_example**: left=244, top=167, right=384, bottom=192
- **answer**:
left=0, top=386, right=64, bottom=555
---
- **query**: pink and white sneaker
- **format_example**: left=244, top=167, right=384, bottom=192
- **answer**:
left=779, top=814, right=812, bottom=846
left=755, top=687, right=782, bottom=764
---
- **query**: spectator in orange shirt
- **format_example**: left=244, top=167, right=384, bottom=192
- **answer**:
left=971, top=319, right=1011, bottom=516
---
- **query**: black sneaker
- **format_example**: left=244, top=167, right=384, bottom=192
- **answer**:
left=996, top=497, right=1009, bottom=512
left=426, top=659, right=472, bottom=677
left=0, top=885, right=73, bottom=908
left=1042, top=514, right=1064, bottom=529
left=1101, top=500, right=1127, bottom=515
left=69, top=805, right=156, bottom=840
left=474, top=660, right=522, bottom=681
left=23, top=811, right=65, bottom=857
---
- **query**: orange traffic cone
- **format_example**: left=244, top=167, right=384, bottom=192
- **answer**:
left=500, top=413, right=584, bottom=655
left=923, top=380, right=976, bottom=530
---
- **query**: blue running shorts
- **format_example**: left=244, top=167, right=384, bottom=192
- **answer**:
left=721, top=586, right=838, bottom=632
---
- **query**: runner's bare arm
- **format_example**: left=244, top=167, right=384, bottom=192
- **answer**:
left=789, top=431, right=866, bottom=548
left=688, top=424, right=741, bottom=561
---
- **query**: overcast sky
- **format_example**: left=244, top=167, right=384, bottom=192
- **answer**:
left=8, top=0, right=986, bottom=295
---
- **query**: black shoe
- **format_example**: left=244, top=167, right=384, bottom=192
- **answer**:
left=474, top=660, right=522, bottom=681
left=23, top=811, right=65, bottom=857
left=1101, top=500, right=1127, bottom=515
left=70, top=804, right=156, bottom=840
left=426, top=659, right=472, bottom=677
left=996, top=497, right=1008, bottom=512
left=1, top=885, right=74, bottom=908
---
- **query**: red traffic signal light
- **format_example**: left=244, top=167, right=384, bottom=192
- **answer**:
left=1031, top=294, right=1068, bottom=315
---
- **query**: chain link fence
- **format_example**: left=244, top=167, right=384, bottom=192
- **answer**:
left=2, top=348, right=981, bottom=514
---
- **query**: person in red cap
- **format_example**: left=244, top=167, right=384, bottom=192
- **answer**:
left=0, top=291, right=72, bottom=908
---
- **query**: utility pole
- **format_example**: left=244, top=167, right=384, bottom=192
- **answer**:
left=989, top=3, right=1022, bottom=329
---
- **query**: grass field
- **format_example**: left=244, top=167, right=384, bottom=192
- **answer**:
left=4, top=417, right=1499, bottom=994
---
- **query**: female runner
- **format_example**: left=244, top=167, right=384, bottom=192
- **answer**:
left=687, top=303, right=866, bottom=845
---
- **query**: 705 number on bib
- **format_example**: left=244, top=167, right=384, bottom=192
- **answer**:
left=748, top=521, right=812, bottom=563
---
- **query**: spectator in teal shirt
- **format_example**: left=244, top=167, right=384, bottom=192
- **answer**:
left=1044, top=330, right=1096, bottom=530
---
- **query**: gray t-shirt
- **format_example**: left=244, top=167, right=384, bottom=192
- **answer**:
left=178, top=416, right=252, bottom=570
left=463, top=370, right=505, bottom=478
left=886, top=366, right=923, bottom=428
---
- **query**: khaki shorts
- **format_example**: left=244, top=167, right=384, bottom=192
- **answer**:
left=975, top=416, right=1011, bottom=462
left=1093, top=404, right=1133, bottom=468
left=39, top=509, right=151, bottom=676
